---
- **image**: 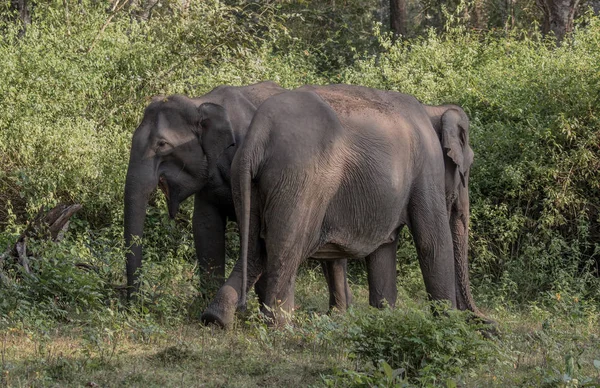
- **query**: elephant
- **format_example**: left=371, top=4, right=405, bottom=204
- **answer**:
left=362, top=102, right=482, bottom=315
left=200, top=84, right=482, bottom=327
left=123, top=81, right=352, bottom=311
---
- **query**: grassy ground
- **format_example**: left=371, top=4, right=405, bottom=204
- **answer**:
left=2, top=324, right=345, bottom=387
left=2, top=264, right=600, bottom=387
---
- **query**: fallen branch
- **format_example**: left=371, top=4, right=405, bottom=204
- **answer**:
left=1, top=203, right=82, bottom=276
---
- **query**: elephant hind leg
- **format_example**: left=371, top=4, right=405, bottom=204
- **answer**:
left=200, top=243, right=266, bottom=328
left=262, top=265, right=298, bottom=325
left=261, top=230, right=322, bottom=324
left=201, top=189, right=266, bottom=328
left=260, top=204, right=325, bottom=323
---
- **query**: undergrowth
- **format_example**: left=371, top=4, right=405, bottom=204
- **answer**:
left=1, top=2, right=600, bottom=386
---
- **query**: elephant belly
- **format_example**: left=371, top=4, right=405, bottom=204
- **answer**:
left=311, top=243, right=363, bottom=260
left=319, top=180, right=410, bottom=259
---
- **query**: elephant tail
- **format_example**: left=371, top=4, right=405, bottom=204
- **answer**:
left=237, top=160, right=252, bottom=311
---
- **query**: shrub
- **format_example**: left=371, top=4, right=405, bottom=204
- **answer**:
left=325, top=303, right=496, bottom=386
left=342, top=19, right=600, bottom=303
left=0, top=1, right=323, bottom=326
left=0, top=1, right=323, bottom=227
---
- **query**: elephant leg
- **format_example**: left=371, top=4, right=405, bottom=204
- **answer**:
left=200, top=243, right=265, bottom=328
left=260, top=201, right=322, bottom=324
left=201, top=193, right=265, bottom=328
left=252, top=238, right=269, bottom=306
left=262, top=255, right=300, bottom=325
left=254, top=272, right=268, bottom=307
left=193, top=195, right=226, bottom=282
left=409, top=185, right=457, bottom=308
left=366, top=230, right=400, bottom=308
left=321, top=259, right=352, bottom=312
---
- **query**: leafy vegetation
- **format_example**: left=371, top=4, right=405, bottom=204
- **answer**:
left=1, top=0, right=600, bottom=386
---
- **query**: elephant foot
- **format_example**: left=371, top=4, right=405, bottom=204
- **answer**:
left=327, top=306, right=347, bottom=315
left=201, top=308, right=233, bottom=328
left=200, top=285, right=239, bottom=329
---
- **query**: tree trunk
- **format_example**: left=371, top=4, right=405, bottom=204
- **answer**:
left=472, top=0, right=486, bottom=31
left=390, top=0, right=407, bottom=38
left=538, top=0, right=580, bottom=43
left=592, top=0, right=600, bottom=14
left=10, top=0, right=31, bottom=36
left=378, top=0, right=389, bottom=26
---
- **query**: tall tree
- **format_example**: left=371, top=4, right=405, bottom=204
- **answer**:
left=10, top=0, right=31, bottom=36
left=390, top=0, right=407, bottom=37
left=538, top=0, right=580, bottom=43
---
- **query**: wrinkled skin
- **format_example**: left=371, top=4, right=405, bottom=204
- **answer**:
left=366, top=104, right=482, bottom=317
left=123, top=82, right=352, bottom=311
left=201, top=84, right=481, bottom=327
left=424, top=104, right=480, bottom=315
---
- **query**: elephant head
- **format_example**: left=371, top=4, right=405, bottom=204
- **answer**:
left=124, top=95, right=236, bottom=297
left=425, top=104, right=479, bottom=315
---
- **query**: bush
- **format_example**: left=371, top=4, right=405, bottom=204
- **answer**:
left=324, top=303, right=496, bottom=386
left=342, top=19, right=600, bottom=304
left=0, top=1, right=323, bottom=227
left=0, top=0, right=326, bottom=326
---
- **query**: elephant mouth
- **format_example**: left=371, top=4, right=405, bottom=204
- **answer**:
left=158, top=175, right=180, bottom=219
left=158, top=175, right=170, bottom=200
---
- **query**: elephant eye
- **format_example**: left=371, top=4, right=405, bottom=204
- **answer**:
left=157, top=140, right=167, bottom=148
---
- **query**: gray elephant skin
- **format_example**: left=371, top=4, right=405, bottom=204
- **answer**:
left=123, top=82, right=351, bottom=310
left=201, top=84, right=482, bottom=327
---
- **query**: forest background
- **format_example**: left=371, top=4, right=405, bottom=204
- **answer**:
left=0, top=0, right=599, bottom=386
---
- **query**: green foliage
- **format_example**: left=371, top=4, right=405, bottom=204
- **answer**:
left=0, top=0, right=322, bottom=226
left=0, top=238, right=108, bottom=323
left=343, top=18, right=600, bottom=304
left=329, top=304, right=496, bottom=385
left=224, top=0, right=382, bottom=73
left=1, top=2, right=600, bottom=385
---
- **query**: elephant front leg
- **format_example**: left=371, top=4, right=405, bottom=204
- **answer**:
left=193, top=196, right=226, bottom=289
left=409, top=186, right=457, bottom=308
left=321, top=259, right=353, bottom=311
left=366, top=231, right=400, bottom=308
left=201, top=247, right=265, bottom=328
left=201, top=206, right=266, bottom=328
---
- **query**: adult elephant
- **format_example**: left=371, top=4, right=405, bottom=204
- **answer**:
left=123, top=81, right=352, bottom=310
left=201, top=84, right=481, bottom=327
left=361, top=102, right=482, bottom=315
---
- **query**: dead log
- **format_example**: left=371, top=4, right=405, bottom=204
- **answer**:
left=0, top=203, right=82, bottom=277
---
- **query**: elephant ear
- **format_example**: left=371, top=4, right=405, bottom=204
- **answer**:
left=441, top=108, right=473, bottom=187
left=197, top=102, right=236, bottom=169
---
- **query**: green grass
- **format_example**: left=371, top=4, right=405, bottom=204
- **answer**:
left=2, top=264, right=600, bottom=387
left=1, top=324, right=342, bottom=387
left=2, top=3, right=600, bottom=386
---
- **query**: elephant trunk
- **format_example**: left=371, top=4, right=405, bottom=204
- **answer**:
left=451, top=186, right=482, bottom=316
left=124, top=158, right=157, bottom=299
